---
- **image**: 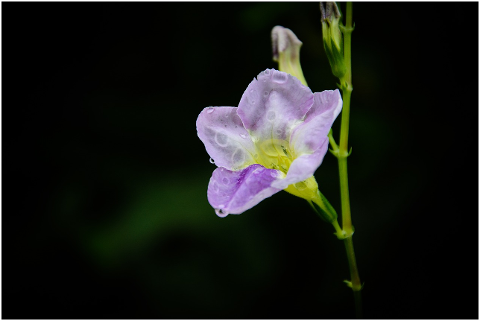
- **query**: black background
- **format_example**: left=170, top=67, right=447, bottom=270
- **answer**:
left=3, top=2, right=478, bottom=319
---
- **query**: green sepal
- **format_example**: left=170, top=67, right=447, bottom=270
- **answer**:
left=324, top=38, right=346, bottom=79
left=308, top=190, right=338, bottom=223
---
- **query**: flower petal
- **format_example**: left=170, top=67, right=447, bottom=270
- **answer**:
left=197, top=107, right=257, bottom=170
left=237, top=69, right=314, bottom=142
left=207, top=164, right=283, bottom=217
left=271, top=137, right=329, bottom=189
left=290, top=90, right=342, bottom=155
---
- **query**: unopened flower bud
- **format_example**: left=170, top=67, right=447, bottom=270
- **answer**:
left=271, top=26, right=308, bottom=86
left=320, top=2, right=346, bottom=79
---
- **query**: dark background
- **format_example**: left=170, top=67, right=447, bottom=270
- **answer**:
left=3, top=2, right=478, bottom=319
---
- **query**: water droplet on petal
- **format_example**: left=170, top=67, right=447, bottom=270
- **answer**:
left=213, top=182, right=219, bottom=192
left=239, top=133, right=247, bottom=139
left=215, top=132, right=229, bottom=147
left=264, top=70, right=270, bottom=75
left=272, top=71, right=288, bottom=84
left=222, top=177, right=230, bottom=185
left=209, top=158, right=215, bottom=164
left=254, top=153, right=259, bottom=159
left=263, top=91, right=269, bottom=98
left=270, top=171, right=277, bottom=178
left=231, top=149, right=245, bottom=166
left=207, top=107, right=214, bottom=114
left=267, top=110, right=276, bottom=121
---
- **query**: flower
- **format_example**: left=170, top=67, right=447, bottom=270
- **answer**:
left=196, top=69, right=342, bottom=217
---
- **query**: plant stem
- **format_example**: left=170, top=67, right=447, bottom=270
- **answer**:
left=337, top=2, right=362, bottom=317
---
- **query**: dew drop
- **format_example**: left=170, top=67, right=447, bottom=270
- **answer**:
left=215, top=132, right=229, bottom=147
left=222, top=177, right=230, bottom=185
left=263, top=91, right=269, bottom=98
left=209, top=158, right=215, bottom=164
left=294, top=181, right=307, bottom=190
left=264, top=70, right=270, bottom=75
left=270, top=171, right=277, bottom=178
left=254, top=153, right=259, bottom=159
left=207, top=107, right=215, bottom=114
left=239, top=133, right=247, bottom=139
left=215, top=208, right=229, bottom=217
left=231, top=149, right=245, bottom=166
left=267, top=110, right=276, bottom=121
left=272, top=71, right=288, bottom=84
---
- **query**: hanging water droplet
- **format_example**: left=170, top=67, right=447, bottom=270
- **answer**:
left=209, top=158, right=215, bottom=164
left=215, top=208, right=229, bottom=217
left=272, top=71, right=288, bottom=84
left=207, top=107, right=215, bottom=114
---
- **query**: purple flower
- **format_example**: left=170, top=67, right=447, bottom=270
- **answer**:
left=196, top=69, right=342, bottom=217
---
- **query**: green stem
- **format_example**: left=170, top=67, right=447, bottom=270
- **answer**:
left=338, top=2, right=354, bottom=236
left=338, top=2, right=362, bottom=317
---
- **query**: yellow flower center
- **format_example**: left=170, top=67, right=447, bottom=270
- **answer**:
left=253, top=137, right=320, bottom=202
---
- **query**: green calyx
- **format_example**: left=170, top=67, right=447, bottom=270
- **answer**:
left=308, top=189, right=338, bottom=223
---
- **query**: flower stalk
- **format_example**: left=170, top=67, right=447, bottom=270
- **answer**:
left=326, top=2, right=363, bottom=317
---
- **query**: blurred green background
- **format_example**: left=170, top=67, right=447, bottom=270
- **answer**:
left=3, top=2, right=478, bottom=318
